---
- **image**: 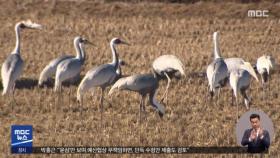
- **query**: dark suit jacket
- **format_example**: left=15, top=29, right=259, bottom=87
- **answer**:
left=241, top=128, right=270, bottom=153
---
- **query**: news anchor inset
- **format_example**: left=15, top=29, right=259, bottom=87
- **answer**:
left=236, top=109, right=274, bottom=154
left=241, top=113, right=270, bottom=153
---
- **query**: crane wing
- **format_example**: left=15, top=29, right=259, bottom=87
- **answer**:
left=1, top=54, right=23, bottom=95
left=152, top=55, right=185, bottom=76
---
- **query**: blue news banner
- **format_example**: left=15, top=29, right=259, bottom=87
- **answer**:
left=11, top=125, right=264, bottom=154
left=11, top=125, right=33, bottom=154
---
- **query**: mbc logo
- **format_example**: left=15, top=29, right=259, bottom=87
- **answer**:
left=14, top=130, right=30, bottom=135
left=248, top=10, right=269, bottom=18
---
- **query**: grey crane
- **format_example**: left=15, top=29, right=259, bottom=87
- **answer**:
left=38, top=55, right=73, bottom=87
left=229, top=62, right=259, bottom=120
left=206, top=31, right=228, bottom=99
left=152, top=54, right=185, bottom=104
left=39, top=36, right=89, bottom=87
left=1, top=20, right=42, bottom=97
left=77, top=37, right=129, bottom=124
left=54, top=36, right=92, bottom=92
left=109, top=73, right=165, bottom=124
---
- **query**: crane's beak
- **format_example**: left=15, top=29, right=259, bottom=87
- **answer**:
left=84, top=40, right=95, bottom=46
left=121, top=40, right=130, bottom=46
left=20, top=20, right=43, bottom=30
left=26, top=23, right=43, bottom=30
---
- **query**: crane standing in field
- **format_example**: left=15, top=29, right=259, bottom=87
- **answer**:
left=54, top=36, right=93, bottom=92
left=206, top=31, right=228, bottom=101
left=256, top=55, right=276, bottom=100
left=88, top=59, right=126, bottom=107
left=39, top=37, right=89, bottom=87
left=152, top=54, right=185, bottom=104
left=1, top=20, right=42, bottom=99
left=229, top=62, right=259, bottom=120
left=77, top=38, right=129, bottom=125
left=109, top=73, right=165, bottom=124
left=224, top=58, right=247, bottom=104
left=256, top=55, right=275, bottom=85
left=38, top=55, right=73, bottom=87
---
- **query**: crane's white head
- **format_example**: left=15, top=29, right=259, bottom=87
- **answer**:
left=74, top=36, right=94, bottom=45
left=16, top=20, right=43, bottom=30
left=240, top=62, right=259, bottom=82
left=111, top=38, right=130, bottom=45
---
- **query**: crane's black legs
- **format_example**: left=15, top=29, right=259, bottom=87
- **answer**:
left=139, top=96, right=143, bottom=125
left=100, top=88, right=104, bottom=129
left=68, top=87, right=72, bottom=106
left=217, top=87, right=221, bottom=105
left=10, top=83, right=18, bottom=118
left=241, top=89, right=250, bottom=110
left=236, top=94, right=239, bottom=122
left=139, top=95, right=146, bottom=143
left=231, top=89, right=234, bottom=106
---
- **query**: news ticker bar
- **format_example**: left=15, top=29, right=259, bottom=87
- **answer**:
left=12, top=146, right=269, bottom=154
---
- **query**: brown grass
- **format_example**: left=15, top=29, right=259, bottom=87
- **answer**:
left=0, top=0, right=280, bottom=157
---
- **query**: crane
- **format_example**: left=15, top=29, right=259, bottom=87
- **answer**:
left=76, top=38, right=129, bottom=125
left=206, top=31, right=228, bottom=99
left=39, top=37, right=89, bottom=87
left=229, top=62, right=259, bottom=120
left=1, top=20, right=42, bottom=98
left=109, top=73, right=165, bottom=124
left=54, top=36, right=92, bottom=92
left=256, top=55, right=275, bottom=85
left=38, top=56, right=74, bottom=87
left=152, top=54, right=185, bottom=104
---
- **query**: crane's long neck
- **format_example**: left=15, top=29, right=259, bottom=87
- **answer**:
left=116, top=63, right=122, bottom=76
left=110, top=42, right=119, bottom=69
left=12, top=25, right=21, bottom=54
left=79, top=43, right=86, bottom=63
left=149, top=89, right=165, bottom=115
left=74, top=40, right=82, bottom=60
left=214, top=34, right=221, bottom=59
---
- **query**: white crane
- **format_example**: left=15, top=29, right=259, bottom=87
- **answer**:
left=256, top=55, right=275, bottom=85
left=152, top=54, right=185, bottom=103
left=54, top=36, right=92, bottom=92
left=229, top=62, right=259, bottom=120
left=77, top=38, right=129, bottom=124
left=38, top=56, right=73, bottom=86
left=109, top=73, right=165, bottom=124
left=1, top=20, right=42, bottom=97
left=39, top=37, right=89, bottom=87
left=256, top=55, right=276, bottom=100
left=224, top=58, right=245, bottom=72
left=206, top=31, right=228, bottom=99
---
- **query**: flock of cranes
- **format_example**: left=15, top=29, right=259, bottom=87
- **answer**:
left=1, top=21, right=277, bottom=123
left=206, top=31, right=276, bottom=120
